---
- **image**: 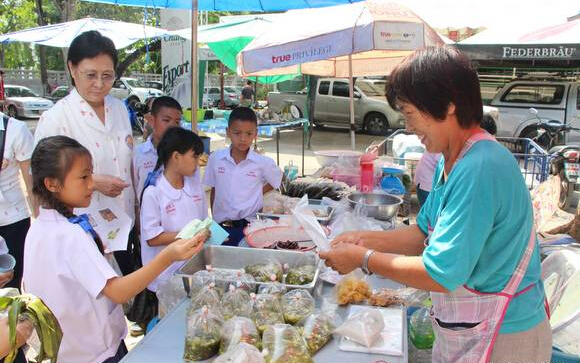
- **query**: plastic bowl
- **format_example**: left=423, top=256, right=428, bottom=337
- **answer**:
left=314, top=150, right=362, bottom=167
left=347, top=192, right=403, bottom=221
left=244, top=225, right=330, bottom=249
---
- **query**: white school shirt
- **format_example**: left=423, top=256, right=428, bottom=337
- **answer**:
left=0, top=114, right=33, bottom=226
left=34, top=89, right=135, bottom=223
left=133, top=136, right=157, bottom=203
left=22, top=208, right=126, bottom=363
left=140, top=172, right=207, bottom=292
left=203, top=147, right=283, bottom=223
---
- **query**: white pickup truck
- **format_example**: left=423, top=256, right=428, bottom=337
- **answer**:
left=267, top=78, right=405, bottom=135
left=490, top=79, right=580, bottom=142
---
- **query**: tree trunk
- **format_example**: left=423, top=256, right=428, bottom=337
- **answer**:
left=115, top=39, right=161, bottom=78
left=34, top=0, right=49, bottom=95
left=53, top=0, right=77, bottom=86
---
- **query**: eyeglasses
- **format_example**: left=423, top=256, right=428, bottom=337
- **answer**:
left=78, top=70, right=116, bottom=84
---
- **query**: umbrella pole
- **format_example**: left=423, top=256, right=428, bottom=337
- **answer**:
left=348, top=54, right=355, bottom=151
left=191, top=0, right=198, bottom=132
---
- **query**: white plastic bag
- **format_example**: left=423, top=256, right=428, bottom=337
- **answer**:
left=157, top=276, right=187, bottom=319
left=214, top=342, right=265, bottom=363
left=291, top=195, right=330, bottom=251
left=334, top=308, right=385, bottom=348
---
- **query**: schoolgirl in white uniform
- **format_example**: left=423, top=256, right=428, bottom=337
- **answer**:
left=140, top=127, right=207, bottom=293
left=23, top=136, right=207, bottom=363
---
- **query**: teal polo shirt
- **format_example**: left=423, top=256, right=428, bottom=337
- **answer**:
left=417, top=140, right=547, bottom=334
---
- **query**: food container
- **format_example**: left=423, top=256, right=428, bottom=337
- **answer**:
left=244, top=224, right=330, bottom=249
left=314, top=150, right=362, bottom=167
left=347, top=192, right=403, bottom=221
left=176, top=245, right=321, bottom=295
left=256, top=199, right=334, bottom=225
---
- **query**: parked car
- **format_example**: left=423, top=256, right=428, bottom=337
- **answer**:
left=47, top=86, right=71, bottom=103
left=109, top=77, right=164, bottom=109
left=489, top=78, right=580, bottom=142
left=2, top=85, right=53, bottom=118
left=204, top=87, right=240, bottom=109
left=268, top=78, right=405, bottom=135
left=143, top=81, right=163, bottom=91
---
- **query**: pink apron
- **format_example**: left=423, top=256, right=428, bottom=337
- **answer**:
left=427, top=131, right=546, bottom=363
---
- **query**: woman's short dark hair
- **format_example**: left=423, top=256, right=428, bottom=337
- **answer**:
left=67, top=31, right=118, bottom=86
left=386, top=46, right=483, bottom=129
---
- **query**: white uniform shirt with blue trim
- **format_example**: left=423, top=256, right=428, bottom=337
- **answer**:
left=203, top=147, right=283, bottom=223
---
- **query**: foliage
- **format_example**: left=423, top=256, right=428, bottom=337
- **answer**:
left=0, top=0, right=38, bottom=68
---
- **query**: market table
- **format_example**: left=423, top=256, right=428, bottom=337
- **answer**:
left=194, top=118, right=309, bottom=176
left=120, top=275, right=408, bottom=363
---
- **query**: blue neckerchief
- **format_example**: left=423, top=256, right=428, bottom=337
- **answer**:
left=68, top=214, right=99, bottom=240
left=143, top=169, right=162, bottom=191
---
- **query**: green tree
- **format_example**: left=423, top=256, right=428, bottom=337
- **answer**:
left=0, top=0, right=37, bottom=68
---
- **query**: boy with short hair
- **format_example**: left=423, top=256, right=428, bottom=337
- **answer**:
left=133, top=96, right=183, bottom=201
left=204, top=107, right=283, bottom=246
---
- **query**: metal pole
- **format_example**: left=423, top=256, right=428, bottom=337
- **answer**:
left=348, top=54, right=355, bottom=151
left=190, top=0, right=198, bottom=132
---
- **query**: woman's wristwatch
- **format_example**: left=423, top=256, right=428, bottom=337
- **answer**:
left=362, top=249, right=375, bottom=275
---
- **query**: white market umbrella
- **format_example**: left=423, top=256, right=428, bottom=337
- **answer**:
left=0, top=17, right=171, bottom=49
left=238, top=0, right=444, bottom=149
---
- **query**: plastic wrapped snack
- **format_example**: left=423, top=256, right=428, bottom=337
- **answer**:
left=234, top=270, right=258, bottom=294
left=258, top=274, right=287, bottom=299
left=282, top=289, right=315, bottom=325
left=184, top=306, right=223, bottom=362
left=298, top=311, right=339, bottom=354
left=334, top=308, right=384, bottom=348
left=262, top=191, right=287, bottom=214
left=190, top=265, right=217, bottom=296
left=191, top=283, right=221, bottom=312
left=285, top=265, right=316, bottom=286
left=219, top=317, right=262, bottom=354
left=262, top=324, right=314, bottom=363
left=245, top=260, right=283, bottom=282
left=214, top=342, right=265, bottom=363
left=156, top=275, right=187, bottom=319
left=335, top=270, right=371, bottom=305
left=250, top=293, right=285, bottom=335
left=368, top=288, right=404, bottom=307
left=221, top=285, right=253, bottom=320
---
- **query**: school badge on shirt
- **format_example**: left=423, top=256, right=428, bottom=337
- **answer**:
left=165, top=202, right=176, bottom=214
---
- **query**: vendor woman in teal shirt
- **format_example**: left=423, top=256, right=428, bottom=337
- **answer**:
left=320, top=47, right=551, bottom=363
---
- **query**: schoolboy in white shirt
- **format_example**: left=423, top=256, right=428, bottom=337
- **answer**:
left=204, top=107, right=283, bottom=246
left=132, top=96, right=182, bottom=202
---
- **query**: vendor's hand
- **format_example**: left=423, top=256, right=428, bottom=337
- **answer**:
left=93, top=174, right=130, bottom=198
left=319, top=244, right=367, bottom=274
left=0, top=271, right=13, bottom=288
left=331, top=231, right=365, bottom=247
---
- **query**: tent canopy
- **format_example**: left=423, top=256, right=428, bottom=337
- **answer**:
left=238, top=1, right=444, bottom=77
left=173, top=18, right=299, bottom=84
left=0, top=17, right=170, bottom=49
left=81, top=0, right=365, bottom=11
left=458, top=19, right=580, bottom=63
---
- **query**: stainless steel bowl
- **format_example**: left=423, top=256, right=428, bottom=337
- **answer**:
left=347, top=192, right=403, bottom=220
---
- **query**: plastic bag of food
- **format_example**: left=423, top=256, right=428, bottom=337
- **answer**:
left=368, top=288, right=404, bottom=307
left=191, top=282, right=221, bottom=312
left=214, top=342, right=265, bottom=363
left=298, top=310, right=339, bottom=354
left=285, top=264, right=316, bottom=286
left=233, top=270, right=257, bottom=294
left=190, top=265, right=217, bottom=296
left=258, top=275, right=287, bottom=298
left=262, top=324, right=314, bottom=363
left=250, top=293, right=285, bottom=335
left=184, top=306, right=223, bottom=362
left=221, top=285, right=252, bottom=320
left=219, top=317, right=262, bottom=354
left=156, top=275, right=187, bottom=319
left=262, top=191, right=287, bottom=214
left=245, top=260, right=283, bottom=282
left=334, top=270, right=371, bottom=305
left=334, top=308, right=384, bottom=348
left=282, top=289, right=315, bottom=325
